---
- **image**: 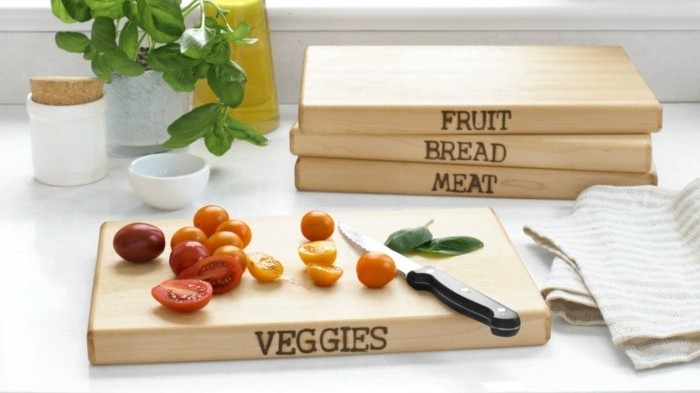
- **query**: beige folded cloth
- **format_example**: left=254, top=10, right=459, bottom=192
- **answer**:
left=524, top=179, right=700, bottom=370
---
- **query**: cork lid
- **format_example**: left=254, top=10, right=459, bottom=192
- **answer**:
left=29, top=76, right=104, bottom=105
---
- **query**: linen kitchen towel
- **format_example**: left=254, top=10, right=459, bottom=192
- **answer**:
left=524, top=179, right=700, bottom=370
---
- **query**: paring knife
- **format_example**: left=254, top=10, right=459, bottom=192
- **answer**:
left=338, top=222, right=521, bottom=337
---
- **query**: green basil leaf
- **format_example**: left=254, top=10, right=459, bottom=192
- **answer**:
left=52, top=0, right=91, bottom=23
left=55, top=32, right=90, bottom=53
left=91, top=53, right=112, bottom=82
left=165, top=103, right=220, bottom=145
left=223, top=22, right=257, bottom=45
left=86, top=0, right=125, bottom=19
left=137, top=0, right=185, bottom=43
left=90, top=16, right=118, bottom=52
left=180, top=26, right=216, bottom=59
left=384, top=220, right=434, bottom=253
left=106, top=49, right=144, bottom=76
left=205, top=37, right=231, bottom=65
left=83, top=44, right=96, bottom=60
left=204, top=125, right=235, bottom=156
left=148, top=43, right=200, bottom=71
left=224, top=116, right=268, bottom=146
left=123, top=0, right=138, bottom=21
left=415, top=236, right=484, bottom=256
left=118, top=20, right=139, bottom=60
left=162, top=69, right=198, bottom=92
left=193, top=62, right=210, bottom=79
left=207, top=62, right=246, bottom=107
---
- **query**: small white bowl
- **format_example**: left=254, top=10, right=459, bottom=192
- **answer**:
left=128, top=152, right=210, bottom=210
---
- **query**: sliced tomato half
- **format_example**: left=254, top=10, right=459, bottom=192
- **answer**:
left=151, top=279, right=213, bottom=313
left=178, top=255, right=243, bottom=294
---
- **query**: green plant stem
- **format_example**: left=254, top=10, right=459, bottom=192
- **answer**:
left=181, top=0, right=200, bottom=16
left=203, top=0, right=234, bottom=32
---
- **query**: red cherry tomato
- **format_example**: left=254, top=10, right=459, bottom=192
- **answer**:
left=178, top=255, right=243, bottom=294
left=113, top=222, right=165, bottom=263
left=169, top=240, right=211, bottom=276
left=151, top=279, right=213, bottom=313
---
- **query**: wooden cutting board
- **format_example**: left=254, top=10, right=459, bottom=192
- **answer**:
left=88, top=208, right=551, bottom=365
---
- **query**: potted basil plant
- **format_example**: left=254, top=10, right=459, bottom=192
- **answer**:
left=51, top=0, right=268, bottom=156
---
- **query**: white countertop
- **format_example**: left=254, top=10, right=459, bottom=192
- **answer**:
left=1, top=103, right=698, bottom=393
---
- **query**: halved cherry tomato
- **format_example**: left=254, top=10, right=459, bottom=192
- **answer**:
left=205, top=230, right=244, bottom=253
left=169, top=240, right=211, bottom=276
left=307, top=264, right=343, bottom=287
left=247, top=252, right=284, bottom=282
left=300, top=211, right=335, bottom=241
left=170, top=226, right=208, bottom=249
left=356, top=252, right=396, bottom=289
left=213, top=245, right=248, bottom=273
left=113, top=222, right=165, bottom=263
left=151, top=279, right=213, bottom=313
left=215, top=219, right=252, bottom=248
left=178, top=255, right=243, bottom=294
left=193, top=205, right=229, bottom=237
left=298, top=240, right=337, bottom=266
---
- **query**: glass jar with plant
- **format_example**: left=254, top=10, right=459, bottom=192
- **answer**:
left=51, top=0, right=268, bottom=156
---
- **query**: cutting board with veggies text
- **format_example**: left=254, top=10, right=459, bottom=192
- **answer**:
left=88, top=208, right=550, bottom=364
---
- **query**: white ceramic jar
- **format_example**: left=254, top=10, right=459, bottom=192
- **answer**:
left=26, top=93, right=108, bottom=186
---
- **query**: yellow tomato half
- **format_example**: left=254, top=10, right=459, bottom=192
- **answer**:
left=297, top=240, right=337, bottom=266
left=247, top=252, right=284, bottom=282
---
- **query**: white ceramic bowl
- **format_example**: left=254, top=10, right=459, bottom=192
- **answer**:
left=128, top=152, right=210, bottom=210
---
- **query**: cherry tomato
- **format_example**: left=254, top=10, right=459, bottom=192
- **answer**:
left=170, top=226, right=208, bottom=249
left=307, top=264, right=343, bottom=287
left=169, top=240, right=211, bottom=276
left=178, top=255, right=243, bottom=294
left=193, top=205, right=229, bottom=237
left=213, top=245, right=248, bottom=273
left=205, top=230, right=244, bottom=253
left=300, top=211, right=335, bottom=241
left=113, top=222, right=165, bottom=263
left=151, top=279, right=213, bottom=313
left=215, top=219, right=252, bottom=248
left=247, top=252, right=284, bottom=282
left=356, top=252, right=396, bottom=289
left=298, top=240, right=337, bottom=266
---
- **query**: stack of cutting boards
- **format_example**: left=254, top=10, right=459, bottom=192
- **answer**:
left=290, top=46, right=662, bottom=199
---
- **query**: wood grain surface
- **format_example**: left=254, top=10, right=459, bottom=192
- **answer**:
left=298, top=46, right=662, bottom=134
left=88, top=208, right=550, bottom=364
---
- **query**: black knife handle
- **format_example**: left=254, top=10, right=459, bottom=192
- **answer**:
left=406, top=265, right=521, bottom=337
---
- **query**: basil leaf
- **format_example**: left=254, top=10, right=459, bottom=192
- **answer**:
left=55, top=32, right=90, bottom=53
left=384, top=220, right=434, bottom=253
left=205, top=37, right=231, bottom=65
left=204, top=126, right=235, bottom=156
left=181, top=26, right=216, bottom=59
left=415, top=236, right=484, bottom=256
left=90, top=16, right=118, bottom=52
left=137, top=0, right=185, bottom=44
left=53, top=0, right=92, bottom=23
left=162, top=68, right=198, bottom=92
left=164, top=103, right=220, bottom=148
left=207, top=62, right=246, bottom=107
left=224, top=116, right=268, bottom=146
left=223, top=22, right=256, bottom=45
left=91, top=53, right=112, bottom=82
left=148, top=43, right=200, bottom=71
left=86, top=0, right=125, bottom=19
left=118, top=20, right=139, bottom=60
left=106, top=49, right=144, bottom=76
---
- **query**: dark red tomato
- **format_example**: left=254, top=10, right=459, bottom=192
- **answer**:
left=169, top=241, right=211, bottom=276
left=113, top=222, right=165, bottom=263
left=151, top=279, right=213, bottom=313
left=178, top=255, right=243, bottom=295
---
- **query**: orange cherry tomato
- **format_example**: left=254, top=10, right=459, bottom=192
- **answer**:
left=151, top=279, right=213, bottom=313
left=307, top=264, right=343, bottom=287
left=356, top=252, right=396, bottom=289
left=170, top=226, right=208, bottom=249
left=213, top=245, right=248, bottom=273
left=300, top=211, right=335, bottom=241
left=193, top=205, right=229, bottom=237
left=247, top=252, right=284, bottom=282
left=205, top=230, right=244, bottom=254
left=298, top=240, right=337, bottom=266
left=215, top=219, right=252, bottom=248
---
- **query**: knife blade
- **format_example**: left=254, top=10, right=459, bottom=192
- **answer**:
left=338, top=222, right=520, bottom=337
